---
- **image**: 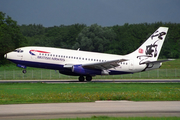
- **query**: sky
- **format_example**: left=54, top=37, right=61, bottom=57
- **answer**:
left=0, top=0, right=180, bottom=27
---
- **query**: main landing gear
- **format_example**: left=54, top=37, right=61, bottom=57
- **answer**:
left=78, top=75, right=92, bottom=82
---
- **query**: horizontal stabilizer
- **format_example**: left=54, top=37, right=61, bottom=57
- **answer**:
left=140, top=59, right=174, bottom=64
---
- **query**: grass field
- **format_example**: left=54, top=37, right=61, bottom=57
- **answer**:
left=0, top=83, right=180, bottom=104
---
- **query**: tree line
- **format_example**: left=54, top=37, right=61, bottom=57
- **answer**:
left=1, top=12, right=180, bottom=65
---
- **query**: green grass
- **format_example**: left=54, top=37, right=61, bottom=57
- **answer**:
left=0, top=83, right=180, bottom=104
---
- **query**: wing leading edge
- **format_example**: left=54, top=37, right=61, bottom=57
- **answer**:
left=64, top=59, right=128, bottom=70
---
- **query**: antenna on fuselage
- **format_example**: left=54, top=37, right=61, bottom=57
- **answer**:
left=77, top=48, right=80, bottom=51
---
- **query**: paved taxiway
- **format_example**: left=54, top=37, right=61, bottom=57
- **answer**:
left=0, top=79, right=180, bottom=83
left=0, top=101, right=180, bottom=119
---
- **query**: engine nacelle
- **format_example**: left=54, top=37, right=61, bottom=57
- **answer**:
left=145, top=62, right=162, bottom=71
left=72, top=65, right=101, bottom=75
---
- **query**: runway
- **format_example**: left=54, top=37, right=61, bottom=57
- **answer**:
left=0, top=79, right=180, bottom=83
left=0, top=101, right=180, bottom=119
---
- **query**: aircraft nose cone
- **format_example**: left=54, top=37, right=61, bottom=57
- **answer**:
left=4, top=54, right=7, bottom=58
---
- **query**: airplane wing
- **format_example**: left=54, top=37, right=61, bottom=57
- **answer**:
left=82, top=59, right=128, bottom=70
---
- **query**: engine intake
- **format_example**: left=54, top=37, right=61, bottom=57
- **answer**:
left=72, top=65, right=101, bottom=75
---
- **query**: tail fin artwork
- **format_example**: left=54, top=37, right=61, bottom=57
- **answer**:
left=127, top=27, right=169, bottom=65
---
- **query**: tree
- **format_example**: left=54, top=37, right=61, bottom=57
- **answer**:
left=0, top=12, right=26, bottom=65
left=73, top=24, right=116, bottom=53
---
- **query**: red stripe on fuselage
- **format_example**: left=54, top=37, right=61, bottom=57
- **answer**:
left=30, top=50, right=50, bottom=53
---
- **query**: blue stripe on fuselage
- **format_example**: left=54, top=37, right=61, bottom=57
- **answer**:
left=9, top=59, right=64, bottom=70
left=8, top=59, right=132, bottom=76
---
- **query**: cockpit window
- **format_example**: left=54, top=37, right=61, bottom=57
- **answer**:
left=13, top=49, right=23, bottom=53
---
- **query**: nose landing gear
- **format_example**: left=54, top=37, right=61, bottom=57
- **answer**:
left=22, top=69, right=27, bottom=74
left=16, top=64, right=27, bottom=74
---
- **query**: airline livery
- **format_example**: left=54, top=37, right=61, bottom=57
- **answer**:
left=4, top=27, right=172, bottom=81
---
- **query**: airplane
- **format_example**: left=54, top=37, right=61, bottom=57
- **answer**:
left=4, top=27, right=173, bottom=82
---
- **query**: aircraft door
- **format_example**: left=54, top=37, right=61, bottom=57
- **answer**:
left=30, top=50, right=37, bottom=59
left=31, top=54, right=36, bottom=59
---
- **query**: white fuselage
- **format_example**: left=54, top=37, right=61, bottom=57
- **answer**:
left=6, top=46, right=146, bottom=75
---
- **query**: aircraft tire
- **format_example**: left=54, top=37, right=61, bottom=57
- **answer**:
left=86, top=76, right=92, bottom=81
left=22, top=70, right=27, bottom=74
left=79, top=76, right=85, bottom=82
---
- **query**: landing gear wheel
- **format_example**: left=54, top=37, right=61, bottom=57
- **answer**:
left=22, top=69, right=27, bottom=74
left=86, top=76, right=92, bottom=81
left=79, top=76, right=85, bottom=82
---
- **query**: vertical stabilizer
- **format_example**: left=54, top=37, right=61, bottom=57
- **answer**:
left=126, top=27, right=168, bottom=63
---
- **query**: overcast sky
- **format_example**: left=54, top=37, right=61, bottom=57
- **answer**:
left=0, top=0, right=180, bottom=27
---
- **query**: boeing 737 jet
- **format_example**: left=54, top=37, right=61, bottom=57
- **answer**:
left=4, top=27, right=172, bottom=81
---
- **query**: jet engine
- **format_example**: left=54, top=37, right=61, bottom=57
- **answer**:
left=72, top=65, right=101, bottom=75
